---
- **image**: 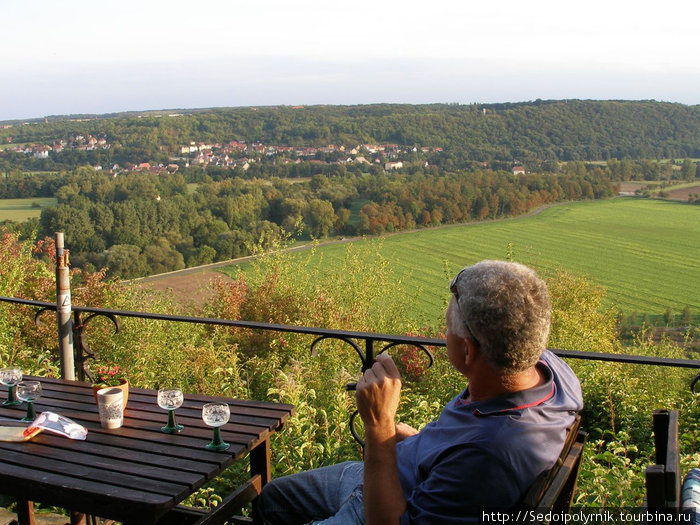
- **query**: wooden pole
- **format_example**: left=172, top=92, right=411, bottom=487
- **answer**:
left=55, top=232, right=75, bottom=380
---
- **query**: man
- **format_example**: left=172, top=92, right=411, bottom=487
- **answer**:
left=257, top=260, right=583, bottom=524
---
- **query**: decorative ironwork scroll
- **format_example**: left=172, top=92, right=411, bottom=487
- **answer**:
left=310, top=333, right=434, bottom=448
left=72, top=310, right=121, bottom=383
left=33, top=304, right=121, bottom=383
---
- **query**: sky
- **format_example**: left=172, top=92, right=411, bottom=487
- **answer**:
left=2, top=0, right=699, bottom=121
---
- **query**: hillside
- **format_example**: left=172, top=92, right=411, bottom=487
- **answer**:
left=1, top=100, right=699, bottom=170
left=1, top=100, right=697, bottom=284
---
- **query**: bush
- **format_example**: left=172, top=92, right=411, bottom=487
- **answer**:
left=1, top=230, right=697, bottom=508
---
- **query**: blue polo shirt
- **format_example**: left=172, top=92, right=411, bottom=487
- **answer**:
left=396, top=350, right=583, bottom=524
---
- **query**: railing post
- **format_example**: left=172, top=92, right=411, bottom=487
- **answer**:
left=363, top=338, right=375, bottom=371
left=73, top=311, right=87, bottom=382
left=55, top=232, right=75, bottom=380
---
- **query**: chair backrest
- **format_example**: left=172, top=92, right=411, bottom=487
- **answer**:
left=520, top=415, right=587, bottom=513
left=645, top=409, right=681, bottom=511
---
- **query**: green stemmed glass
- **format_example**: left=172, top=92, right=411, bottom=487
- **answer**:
left=16, top=381, right=41, bottom=422
left=0, top=368, right=23, bottom=406
left=158, top=388, right=184, bottom=433
left=202, top=402, right=230, bottom=451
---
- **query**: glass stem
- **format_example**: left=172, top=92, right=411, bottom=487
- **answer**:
left=167, top=409, right=176, bottom=428
left=7, top=385, right=16, bottom=403
left=25, top=401, right=35, bottom=421
left=212, top=426, right=223, bottom=446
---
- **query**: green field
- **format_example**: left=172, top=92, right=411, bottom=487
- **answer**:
left=225, top=198, right=700, bottom=326
left=0, top=197, right=56, bottom=222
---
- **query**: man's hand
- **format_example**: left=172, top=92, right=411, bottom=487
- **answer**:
left=356, top=353, right=402, bottom=441
left=356, top=353, right=406, bottom=524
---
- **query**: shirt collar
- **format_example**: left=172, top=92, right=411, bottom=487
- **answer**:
left=455, top=358, right=555, bottom=415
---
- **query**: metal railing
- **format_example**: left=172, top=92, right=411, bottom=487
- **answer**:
left=2, top=295, right=699, bottom=384
left=1, top=294, right=699, bottom=444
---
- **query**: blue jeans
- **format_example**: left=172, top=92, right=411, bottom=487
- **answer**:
left=256, top=461, right=365, bottom=524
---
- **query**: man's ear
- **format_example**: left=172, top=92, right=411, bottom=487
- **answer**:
left=463, top=337, right=479, bottom=368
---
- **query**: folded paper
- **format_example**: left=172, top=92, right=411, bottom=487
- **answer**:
left=30, top=411, right=88, bottom=440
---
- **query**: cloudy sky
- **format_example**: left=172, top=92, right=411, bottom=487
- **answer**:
left=2, top=0, right=699, bottom=121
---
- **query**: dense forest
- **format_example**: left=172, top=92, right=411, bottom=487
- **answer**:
left=1, top=100, right=699, bottom=173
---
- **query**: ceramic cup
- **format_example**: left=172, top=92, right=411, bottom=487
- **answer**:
left=97, top=386, right=124, bottom=429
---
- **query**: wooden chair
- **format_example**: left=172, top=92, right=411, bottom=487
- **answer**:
left=520, top=415, right=587, bottom=513
left=645, top=409, right=681, bottom=512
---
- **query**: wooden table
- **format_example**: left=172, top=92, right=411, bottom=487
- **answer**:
left=0, top=376, right=293, bottom=524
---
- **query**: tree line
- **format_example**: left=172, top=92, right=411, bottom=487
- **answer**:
left=1, top=156, right=696, bottom=206
left=10, top=165, right=614, bottom=278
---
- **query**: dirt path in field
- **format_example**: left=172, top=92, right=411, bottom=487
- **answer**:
left=133, top=269, right=231, bottom=306
left=665, top=185, right=700, bottom=201
left=131, top=243, right=329, bottom=307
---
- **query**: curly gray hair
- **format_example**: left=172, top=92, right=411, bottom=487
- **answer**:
left=449, top=260, right=551, bottom=374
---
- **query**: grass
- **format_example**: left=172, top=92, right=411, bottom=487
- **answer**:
left=346, top=198, right=371, bottom=227
left=221, top=198, right=700, bottom=327
left=624, top=181, right=699, bottom=191
left=663, top=182, right=700, bottom=191
left=0, top=197, right=56, bottom=222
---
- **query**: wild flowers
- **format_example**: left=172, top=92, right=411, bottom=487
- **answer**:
left=94, top=365, right=127, bottom=387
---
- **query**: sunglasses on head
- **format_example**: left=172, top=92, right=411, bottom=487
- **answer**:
left=450, top=269, right=480, bottom=347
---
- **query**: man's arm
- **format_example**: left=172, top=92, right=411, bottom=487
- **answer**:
left=356, top=353, right=406, bottom=525
left=395, top=422, right=419, bottom=442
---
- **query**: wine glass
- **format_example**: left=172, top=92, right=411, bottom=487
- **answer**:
left=16, top=381, right=41, bottom=422
left=0, top=368, right=23, bottom=406
left=157, top=388, right=184, bottom=433
left=202, top=402, right=230, bottom=451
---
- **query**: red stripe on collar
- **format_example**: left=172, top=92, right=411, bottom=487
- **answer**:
left=458, top=358, right=556, bottom=413
left=472, top=381, right=555, bottom=415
